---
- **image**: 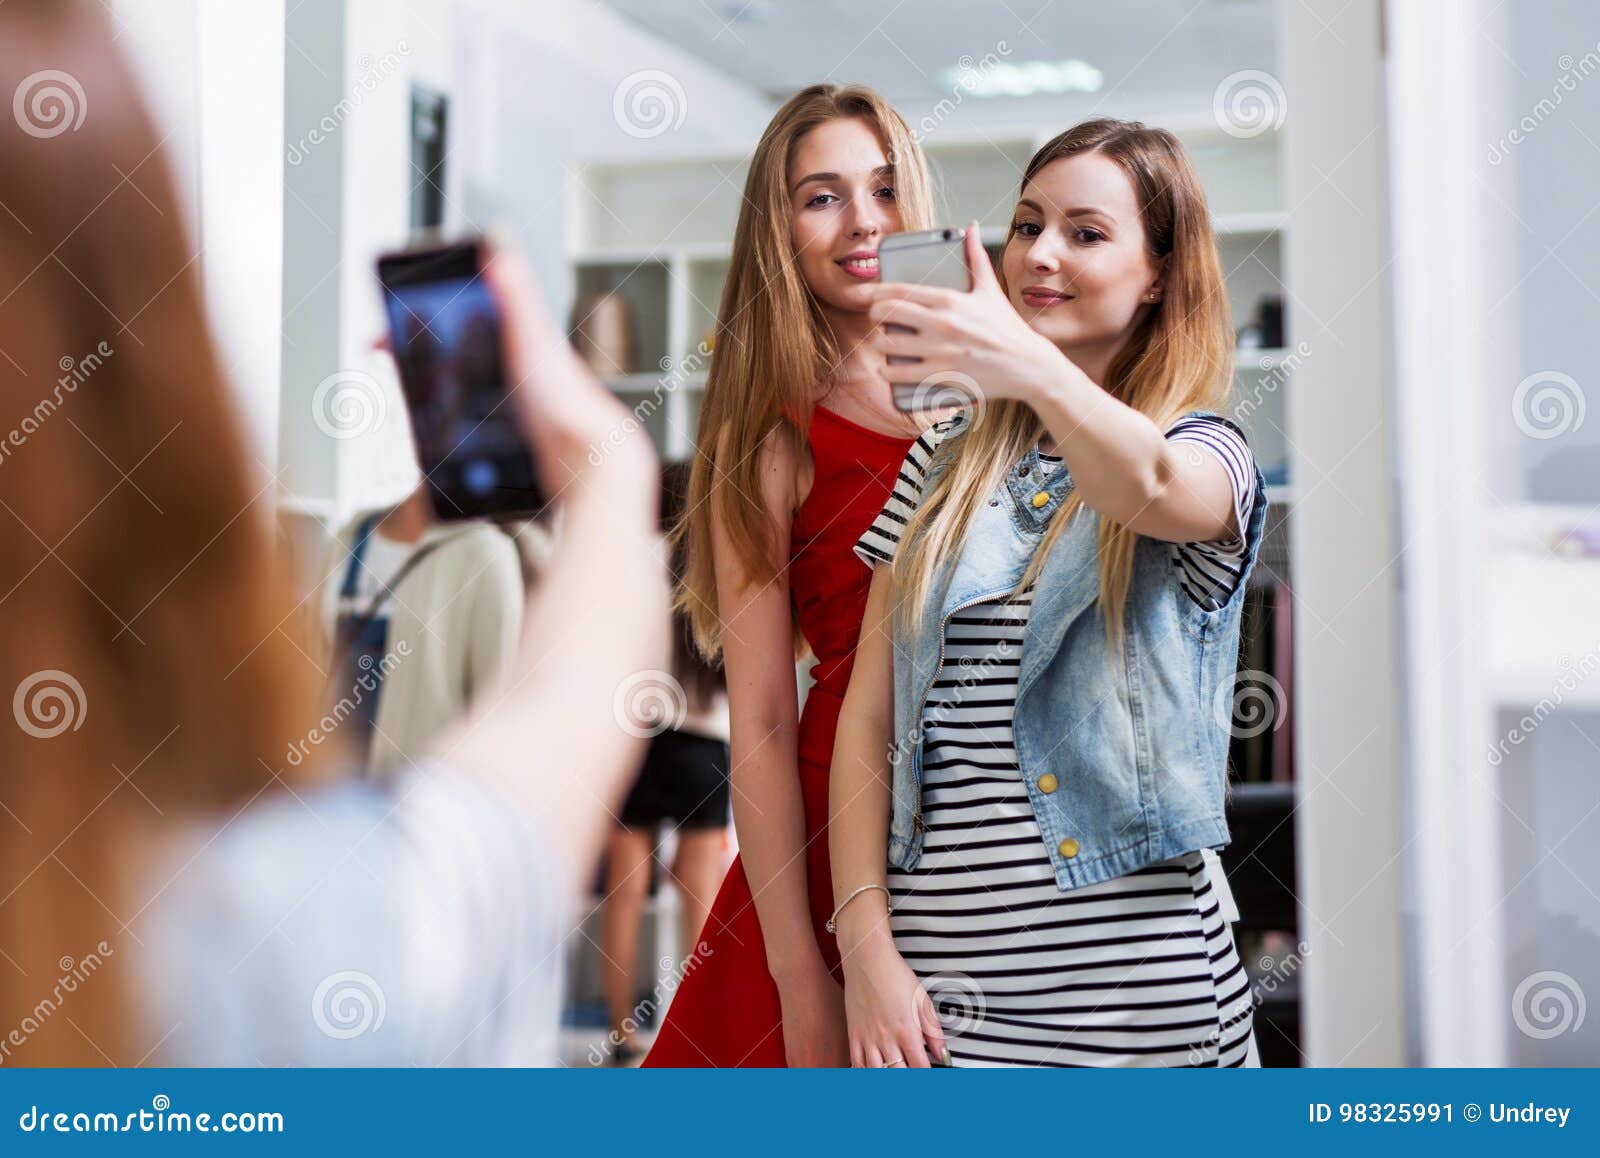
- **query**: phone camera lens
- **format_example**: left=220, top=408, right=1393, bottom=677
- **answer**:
left=942, top=230, right=953, bottom=240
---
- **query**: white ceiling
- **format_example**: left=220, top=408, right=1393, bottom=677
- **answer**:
left=597, top=0, right=1279, bottom=104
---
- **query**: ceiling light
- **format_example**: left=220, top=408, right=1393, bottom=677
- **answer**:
left=943, top=58, right=1104, bottom=97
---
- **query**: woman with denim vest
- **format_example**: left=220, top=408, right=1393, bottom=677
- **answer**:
left=828, top=120, right=1268, bottom=1067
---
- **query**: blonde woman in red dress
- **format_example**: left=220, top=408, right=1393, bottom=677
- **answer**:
left=643, top=84, right=948, bottom=1067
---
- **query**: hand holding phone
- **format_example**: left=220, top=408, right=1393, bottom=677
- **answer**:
left=377, top=237, right=545, bottom=521
left=875, top=227, right=976, bottom=412
left=874, top=221, right=1066, bottom=415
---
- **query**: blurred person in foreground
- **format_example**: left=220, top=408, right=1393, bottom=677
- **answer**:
left=0, top=0, right=664, bottom=1066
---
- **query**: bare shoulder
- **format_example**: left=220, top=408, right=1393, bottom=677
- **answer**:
left=715, top=421, right=809, bottom=521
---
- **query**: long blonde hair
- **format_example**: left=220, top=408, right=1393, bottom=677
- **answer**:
left=0, top=0, right=335, bottom=1064
left=893, top=119, right=1234, bottom=653
left=676, top=84, right=934, bottom=660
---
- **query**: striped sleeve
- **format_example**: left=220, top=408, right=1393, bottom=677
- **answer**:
left=853, top=412, right=966, bottom=569
left=1164, top=414, right=1258, bottom=610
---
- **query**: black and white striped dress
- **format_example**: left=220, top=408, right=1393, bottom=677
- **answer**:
left=854, top=414, right=1260, bottom=1067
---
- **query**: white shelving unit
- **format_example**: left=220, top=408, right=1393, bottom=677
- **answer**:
left=566, top=124, right=1292, bottom=481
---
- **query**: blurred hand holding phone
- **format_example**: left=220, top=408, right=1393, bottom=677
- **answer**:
left=377, top=237, right=547, bottom=521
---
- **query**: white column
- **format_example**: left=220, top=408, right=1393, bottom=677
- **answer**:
left=1280, top=0, right=1409, bottom=1064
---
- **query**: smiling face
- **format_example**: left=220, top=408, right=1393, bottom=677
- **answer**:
left=1001, top=150, right=1165, bottom=370
left=787, top=117, right=903, bottom=315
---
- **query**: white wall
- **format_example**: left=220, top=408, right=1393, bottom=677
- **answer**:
left=1281, top=0, right=1407, bottom=1065
left=453, top=0, right=772, bottom=326
left=111, top=0, right=286, bottom=474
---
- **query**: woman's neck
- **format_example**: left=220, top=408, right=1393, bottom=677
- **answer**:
left=820, top=302, right=879, bottom=382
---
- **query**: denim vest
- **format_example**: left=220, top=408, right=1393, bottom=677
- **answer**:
left=886, top=409, right=1270, bottom=890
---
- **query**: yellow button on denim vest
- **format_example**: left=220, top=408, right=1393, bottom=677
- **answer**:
left=1036, top=773, right=1059, bottom=794
left=1031, top=491, right=1050, bottom=508
left=1058, top=838, right=1080, bottom=858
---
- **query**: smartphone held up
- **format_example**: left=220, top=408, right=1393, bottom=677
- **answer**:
left=875, top=226, right=978, bottom=413
left=376, top=238, right=545, bottom=522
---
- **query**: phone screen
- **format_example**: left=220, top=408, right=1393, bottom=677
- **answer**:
left=377, top=242, right=543, bottom=520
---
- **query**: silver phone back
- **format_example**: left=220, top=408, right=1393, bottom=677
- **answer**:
left=877, top=228, right=971, bottom=290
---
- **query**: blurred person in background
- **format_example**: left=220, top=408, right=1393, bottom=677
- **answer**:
left=318, top=477, right=526, bottom=782
left=0, top=0, right=664, bottom=1066
left=598, top=461, right=731, bottom=1066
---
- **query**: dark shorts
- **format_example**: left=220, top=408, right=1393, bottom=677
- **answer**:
left=618, top=728, right=731, bottom=831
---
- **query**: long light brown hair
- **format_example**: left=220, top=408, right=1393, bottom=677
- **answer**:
left=675, top=84, right=934, bottom=660
left=893, top=120, right=1234, bottom=653
left=0, top=0, right=334, bottom=1064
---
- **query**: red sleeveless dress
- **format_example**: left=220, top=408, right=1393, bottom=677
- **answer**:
left=643, top=405, right=915, bottom=1067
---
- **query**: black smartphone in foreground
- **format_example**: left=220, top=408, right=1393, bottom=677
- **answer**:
left=876, top=227, right=975, bottom=412
left=376, top=238, right=544, bottom=521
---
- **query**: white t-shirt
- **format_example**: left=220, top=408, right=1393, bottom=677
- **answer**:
left=138, top=768, right=569, bottom=1065
left=320, top=514, right=525, bottom=779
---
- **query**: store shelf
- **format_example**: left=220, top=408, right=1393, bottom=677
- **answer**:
left=1214, top=211, right=1289, bottom=235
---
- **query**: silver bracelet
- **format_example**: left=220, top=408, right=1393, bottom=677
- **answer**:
left=825, top=883, right=892, bottom=934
